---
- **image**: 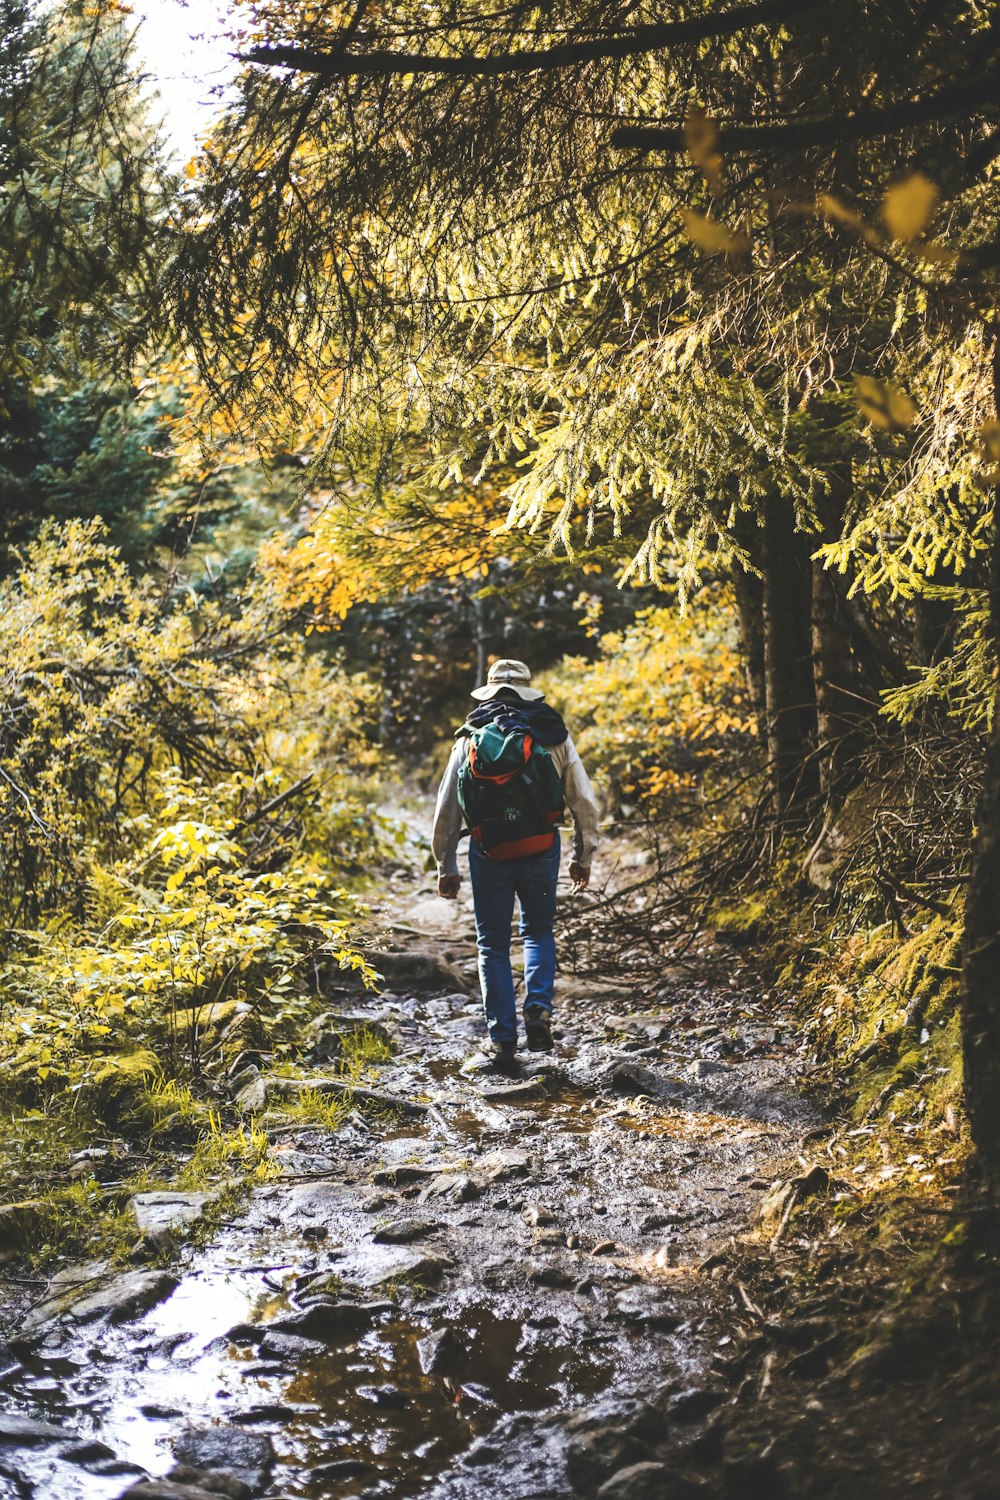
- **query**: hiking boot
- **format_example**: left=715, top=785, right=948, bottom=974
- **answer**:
left=490, top=1041, right=520, bottom=1075
left=524, top=1006, right=554, bottom=1052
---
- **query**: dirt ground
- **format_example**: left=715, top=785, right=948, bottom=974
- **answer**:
left=0, top=845, right=996, bottom=1500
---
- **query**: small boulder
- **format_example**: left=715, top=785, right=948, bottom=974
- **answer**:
left=372, top=1218, right=442, bottom=1245
left=132, top=1190, right=224, bottom=1251
left=596, top=1462, right=701, bottom=1500
left=171, top=1429, right=273, bottom=1493
left=0, top=1413, right=68, bottom=1445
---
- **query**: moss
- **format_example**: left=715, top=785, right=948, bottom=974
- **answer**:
left=710, top=895, right=771, bottom=943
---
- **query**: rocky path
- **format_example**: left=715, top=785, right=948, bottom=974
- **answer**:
left=0, top=861, right=820, bottom=1500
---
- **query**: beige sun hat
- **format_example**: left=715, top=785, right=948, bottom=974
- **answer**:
left=470, top=659, right=544, bottom=702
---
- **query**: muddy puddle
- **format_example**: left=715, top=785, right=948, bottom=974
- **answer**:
left=0, top=871, right=819, bottom=1500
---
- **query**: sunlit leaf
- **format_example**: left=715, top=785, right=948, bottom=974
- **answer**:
left=684, top=105, right=724, bottom=191
left=679, top=208, right=751, bottom=256
left=853, top=374, right=918, bottom=432
left=882, top=172, right=938, bottom=242
left=821, top=192, right=869, bottom=232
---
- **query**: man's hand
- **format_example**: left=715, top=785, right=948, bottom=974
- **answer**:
left=438, top=873, right=461, bottom=899
left=569, top=863, right=590, bottom=891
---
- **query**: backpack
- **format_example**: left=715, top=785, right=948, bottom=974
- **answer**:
left=456, top=721, right=565, bottom=860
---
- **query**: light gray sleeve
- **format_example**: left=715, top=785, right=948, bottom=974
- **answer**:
left=431, top=740, right=466, bottom=877
left=554, top=735, right=601, bottom=867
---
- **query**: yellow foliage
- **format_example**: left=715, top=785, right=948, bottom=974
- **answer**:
left=882, top=172, right=938, bottom=243
left=540, top=588, right=756, bottom=815
left=679, top=208, right=752, bottom=256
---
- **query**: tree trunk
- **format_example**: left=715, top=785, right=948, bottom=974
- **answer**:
left=761, top=492, right=817, bottom=814
left=731, top=511, right=767, bottom=736
left=961, top=338, right=1000, bottom=1191
left=811, top=559, right=863, bottom=801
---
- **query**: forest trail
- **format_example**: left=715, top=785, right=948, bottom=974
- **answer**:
left=0, top=834, right=821, bottom=1500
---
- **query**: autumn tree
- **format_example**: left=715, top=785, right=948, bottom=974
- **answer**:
left=169, top=1, right=1000, bottom=1177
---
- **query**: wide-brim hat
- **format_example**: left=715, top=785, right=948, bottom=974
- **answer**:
left=470, top=658, right=544, bottom=702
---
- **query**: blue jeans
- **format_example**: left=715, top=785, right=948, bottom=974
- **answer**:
left=468, top=834, right=560, bottom=1046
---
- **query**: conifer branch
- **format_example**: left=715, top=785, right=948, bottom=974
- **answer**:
left=612, top=74, right=999, bottom=154
left=243, top=0, right=813, bottom=80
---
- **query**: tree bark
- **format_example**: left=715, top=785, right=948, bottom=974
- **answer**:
left=961, top=337, right=1000, bottom=1192
left=761, top=492, right=817, bottom=814
left=811, top=560, right=863, bottom=802
left=731, top=511, right=767, bottom=736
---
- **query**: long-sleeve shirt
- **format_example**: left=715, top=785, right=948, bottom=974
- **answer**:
left=431, top=732, right=600, bottom=877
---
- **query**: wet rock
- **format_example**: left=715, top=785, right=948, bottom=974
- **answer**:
left=223, top=1323, right=259, bottom=1346
left=271, top=1300, right=393, bottom=1339
left=464, top=1440, right=502, bottom=1466
left=372, top=1218, right=442, bottom=1244
left=361, top=948, right=469, bottom=993
left=123, top=1483, right=231, bottom=1500
left=478, top=1149, right=532, bottom=1182
left=310, top=1457, right=373, bottom=1482
left=168, top=1469, right=252, bottom=1500
left=24, top=1265, right=179, bottom=1332
left=457, top=1381, right=496, bottom=1407
left=370, top=1250, right=454, bottom=1289
left=416, top=1327, right=454, bottom=1373
left=661, top=1388, right=726, bottom=1422
left=257, top=1330, right=326, bottom=1362
left=596, top=1463, right=701, bottom=1500
left=480, top=1078, right=547, bottom=1103
left=231, top=1404, right=300, bottom=1425
left=612, top=1292, right=682, bottom=1332
left=357, top=1382, right=408, bottom=1408
left=0, top=1413, right=67, bottom=1444
left=528, top=1260, right=577, bottom=1288
left=419, top=1173, right=480, bottom=1204
left=564, top=1399, right=661, bottom=1496
left=639, top=1211, right=685, bottom=1232
left=0, top=1200, right=47, bottom=1251
left=62, top=1438, right=118, bottom=1467
left=372, top=1164, right=441, bottom=1187
left=691, top=1059, right=729, bottom=1078
left=171, top=1429, right=273, bottom=1493
left=131, top=1190, right=225, bottom=1250
left=141, top=1404, right=184, bottom=1419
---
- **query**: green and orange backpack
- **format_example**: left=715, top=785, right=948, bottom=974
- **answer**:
left=456, top=720, right=565, bottom=860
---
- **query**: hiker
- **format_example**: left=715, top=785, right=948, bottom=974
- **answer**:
left=432, top=659, right=600, bottom=1069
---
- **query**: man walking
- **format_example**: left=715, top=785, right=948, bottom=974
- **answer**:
left=432, top=659, right=600, bottom=1070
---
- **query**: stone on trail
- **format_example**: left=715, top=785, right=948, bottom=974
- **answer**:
left=372, top=1217, right=443, bottom=1244
left=171, top=1428, right=274, bottom=1493
left=362, top=948, right=470, bottom=993
left=415, top=1326, right=454, bottom=1374
left=233, top=1072, right=267, bottom=1113
left=564, top=1398, right=662, bottom=1496
left=596, top=1462, right=702, bottom=1500
left=131, top=1189, right=227, bottom=1250
left=123, top=1483, right=235, bottom=1500
left=522, top=1201, right=556, bottom=1227
left=0, top=1412, right=68, bottom=1444
left=480, top=1077, right=547, bottom=1103
left=270, top=1299, right=393, bottom=1339
left=367, top=1250, right=454, bottom=1289
left=23, top=1263, right=179, bottom=1332
left=478, top=1148, right=532, bottom=1182
left=256, top=1329, right=326, bottom=1363
left=168, top=1469, right=253, bottom=1500
left=419, top=1172, right=481, bottom=1203
left=372, top=1163, right=443, bottom=1187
